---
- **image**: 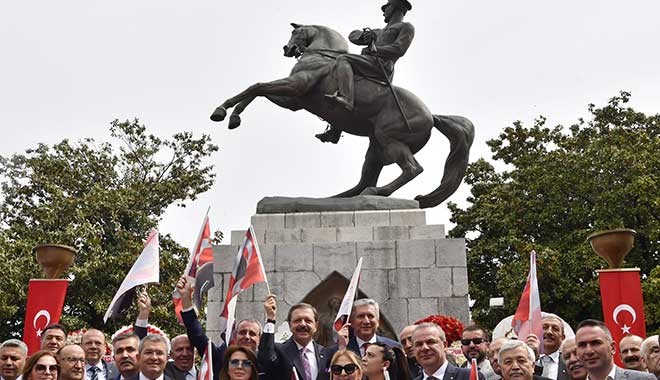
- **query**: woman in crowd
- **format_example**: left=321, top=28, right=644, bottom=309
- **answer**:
left=220, top=346, right=259, bottom=380
left=330, top=350, right=363, bottom=380
left=362, top=342, right=411, bottom=380
left=22, top=351, right=58, bottom=380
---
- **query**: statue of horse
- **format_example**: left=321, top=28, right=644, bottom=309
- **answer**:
left=210, top=23, right=474, bottom=208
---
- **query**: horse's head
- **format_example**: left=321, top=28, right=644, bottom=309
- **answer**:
left=283, top=23, right=348, bottom=58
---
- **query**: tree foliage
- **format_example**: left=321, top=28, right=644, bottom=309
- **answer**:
left=0, top=119, right=218, bottom=338
left=448, top=92, right=660, bottom=331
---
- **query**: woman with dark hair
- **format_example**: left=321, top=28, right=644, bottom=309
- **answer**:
left=330, top=350, right=363, bottom=380
left=220, top=346, right=258, bottom=380
left=22, top=351, right=58, bottom=380
left=362, top=342, right=411, bottom=380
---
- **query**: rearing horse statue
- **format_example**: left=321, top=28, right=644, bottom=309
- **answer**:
left=210, top=24, right=474, bottom=208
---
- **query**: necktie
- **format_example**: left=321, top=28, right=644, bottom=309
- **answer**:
left=541, top=355, right=553, bottom=377
left=88, top=367, right=100, bottom=380
left=361, top=343, right=369, bottom=357
left=300, top=347, right=312, bottom=380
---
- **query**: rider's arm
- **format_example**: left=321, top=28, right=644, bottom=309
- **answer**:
left=348, top=28, right=379, bottom=46
left=371, top=23, right=415, bottom=60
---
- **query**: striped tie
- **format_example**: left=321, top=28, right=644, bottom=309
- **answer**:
left=88, top=367, right=100, bottom=380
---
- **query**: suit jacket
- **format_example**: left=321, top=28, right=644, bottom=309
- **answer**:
left=613, top=366, right=657, bottom=380
left=164, top=362, right=197, bottom=380
left=414, top=363, right=487, bottom=380
left=180, top=309, right=226, bottom=380
left=461, top=357, right=498, bottom=380
left=87, top=361, right=117, bottom=380
left=534, top=352, right=568, bottom=380
left=325, top=334, right=402, bottom=360
left=257, top=332, right=329, bottom=380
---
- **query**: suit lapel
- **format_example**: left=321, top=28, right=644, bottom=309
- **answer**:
left=444, top=364, right=458, bottom=380
left=285, top=339, right=303, bottom=376
left=347, top=337, right=360, bottom=357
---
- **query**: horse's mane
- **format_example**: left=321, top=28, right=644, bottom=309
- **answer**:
left=309, top=25, right=349, bottom=53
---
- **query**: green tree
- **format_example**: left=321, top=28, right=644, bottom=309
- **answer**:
left=0, top=119, right=218, bottom=338
left=449, top=92, right=660, bottom=331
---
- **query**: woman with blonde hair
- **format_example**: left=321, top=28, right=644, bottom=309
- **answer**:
left=22, top=351, right=58, bottom=380
left=330, top=350, right=363, bottom=380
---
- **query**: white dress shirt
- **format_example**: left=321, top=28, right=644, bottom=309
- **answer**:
left=295, top=340, right=318, bottom=380
left=423, top=360, right=449, bottom=380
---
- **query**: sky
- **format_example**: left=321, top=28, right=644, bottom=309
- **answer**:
left=2, top=0, right=659, bottom=249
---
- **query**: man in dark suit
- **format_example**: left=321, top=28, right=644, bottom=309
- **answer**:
left=258, top=295, right=329, bottom=380
left=164, top=335, right=197, bottom=380
left=412, top=322, right=485, bottom=380
left=534, top=316, right=568, bottom=380
left=110, top=334, right=140, bottom=380
left=461, top=325, right=497, bottom=380
left=82, top=329, right=116, bottom=380
left=499, top=339, right=552, bottom=380
left=57, top=344, right=86, bottom=380
left=400, top=325, right=423, bottom=378
left=176, top=276, right=263, bottom=380
left=325, top=298, right=401, bottom=361
left=575, top=319, right=655, bottom=380
left=125, top=335, right=174, bottom=380
left=561, top=338, right=586, bottom=380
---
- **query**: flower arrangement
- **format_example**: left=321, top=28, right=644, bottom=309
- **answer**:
left=415, top=314, right=464, bottom=345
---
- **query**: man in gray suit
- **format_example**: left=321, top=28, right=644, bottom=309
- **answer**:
left=575, top=319, right=655, bottom=380
left=412, top=322, right=485, bottom=380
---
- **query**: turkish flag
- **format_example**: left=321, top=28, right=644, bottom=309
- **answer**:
left=598, top=268, right=646, bottom=366
left=23, top=279, right=69, bottom=355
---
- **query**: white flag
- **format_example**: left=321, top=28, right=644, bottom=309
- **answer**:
left=333, top=257, right=363, bottom=331
left=104, top=229, right=160, bottom=322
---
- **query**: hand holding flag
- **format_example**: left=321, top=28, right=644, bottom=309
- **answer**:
left=333, top=257, right=363, bottom=332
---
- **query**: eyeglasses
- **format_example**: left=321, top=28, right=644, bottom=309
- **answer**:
left=330, top=364, right=359, bottom=375
left=61, top=357, right=86, bottom=364
left=461, top=338, right=485, bottom=346
left=35, top=364, right=59, bottom=373
left=228, top=359, right=253, bottom=369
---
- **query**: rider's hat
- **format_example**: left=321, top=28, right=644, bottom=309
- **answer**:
left=381, top=0, right=412, bottom=12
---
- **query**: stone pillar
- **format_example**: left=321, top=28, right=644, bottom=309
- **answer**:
left=206, top=209, right=469, bottom=344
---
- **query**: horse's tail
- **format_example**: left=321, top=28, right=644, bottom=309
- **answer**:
left=415, top=114, right=475, bottom=208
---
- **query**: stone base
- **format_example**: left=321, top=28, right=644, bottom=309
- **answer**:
left=207, top=209, right=469, bottom=345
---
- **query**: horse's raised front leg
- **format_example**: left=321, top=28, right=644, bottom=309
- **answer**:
left=211, top=73, right=315, bottom=122
left=333, top=141, right=383, bottom=198
left=226, top=95, right=302, bottom=129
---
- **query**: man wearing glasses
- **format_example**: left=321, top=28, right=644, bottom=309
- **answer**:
left=461, top=325, right=498, bottom=380
left=57, top=344, right=86, bottom=380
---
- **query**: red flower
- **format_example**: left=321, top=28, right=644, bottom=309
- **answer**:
left=415, top=315, right=465, bottom=345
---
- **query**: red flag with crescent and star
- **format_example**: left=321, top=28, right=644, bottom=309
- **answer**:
left=598, top=268, right=646, bottom=366
left=23, top=279, right=69, bottom=355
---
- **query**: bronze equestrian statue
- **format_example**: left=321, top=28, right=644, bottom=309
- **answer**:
left=210, top=0, right=475, bottom=209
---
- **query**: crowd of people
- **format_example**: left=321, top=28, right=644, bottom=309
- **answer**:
left=2, top=276, right=660, bottom=380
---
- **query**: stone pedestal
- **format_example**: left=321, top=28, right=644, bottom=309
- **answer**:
left=207, top=208, right=469, bottom=345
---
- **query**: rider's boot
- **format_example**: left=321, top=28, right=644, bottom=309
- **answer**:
left=315, top=124, right=342, bottom=144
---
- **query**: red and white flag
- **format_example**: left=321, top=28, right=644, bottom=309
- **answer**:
left=469, top=358, right=478, bottom=380
left=23, top=279, right=69, bottom=355
left=598, top=268, right=646, bottom=366
left=173, top=213, right=215, bottom=324
left=104, top=229, right=160, bottom=322
left=291, top=366, right=300, bottom=380
left=199, top=340, right=213, bottom=380
left=334, top=257, right=363, bottom=332
left=511, top=250, right=543, bottom=348
left=220, top=226, right=268, bottom=339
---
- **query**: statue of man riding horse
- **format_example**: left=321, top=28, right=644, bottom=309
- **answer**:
left=210, top=0, right=475, bottom=209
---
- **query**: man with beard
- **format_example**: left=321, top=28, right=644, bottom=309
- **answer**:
left=535, top=316, right=568, bottom=380
left=561, top=339, right=586, bottom=380
left=259, top=295, right=329, bottom=380
left=127, top=335, right=173, bottom=380
left=575, top=319, right=654, bottom=380
left=620, top=335, right=646, bottom=372
left=400, top=325, right=422, bottom=378
left=461, top=325, right=498, bottom=380
left=40, top=324, right=68, bottom=354
left=82, top=329, right=116, bottom=380
left=412, top=322, right=485, bottom=380
left=111, top=334, right=140, bottom=380
left=499, top=340, right=552, bottom=380
left=0, top=339, right=27, bottom=380
left=58, top=344, right=86, bottom=380
left=164, top=335, right=196, bottom=380
left=640, top=335, right=660, bottom=378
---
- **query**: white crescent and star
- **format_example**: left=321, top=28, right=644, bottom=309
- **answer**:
left=612, top=304, right=637, bottom=334
left=33, top=310, right=51, bottom=337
